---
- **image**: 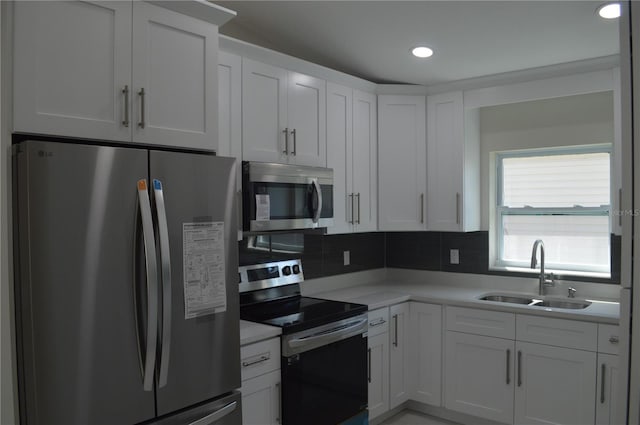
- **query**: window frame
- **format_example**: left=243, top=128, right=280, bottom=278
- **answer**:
left=494, top=145, right=612, bottom=274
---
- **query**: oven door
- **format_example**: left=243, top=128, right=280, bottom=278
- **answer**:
left=281, top=317, right=368, bottom=425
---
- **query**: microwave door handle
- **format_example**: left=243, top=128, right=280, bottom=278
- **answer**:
left=311, top=179, right=322, bottom=223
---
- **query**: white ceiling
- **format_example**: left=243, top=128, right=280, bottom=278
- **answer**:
left=214, top=1, right=620, bottom=86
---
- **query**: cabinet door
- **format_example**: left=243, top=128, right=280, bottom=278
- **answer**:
left=241, top=370, right=281, bottom=425
left=596, top=354, right=623, bottom=425
left=287, top=72, right=327, bottom=166
left=132, top=2, right=218, bottom=150
left=368, top=332, right=389, bottom=420
left=444, top=332, right=514, bottom=424
left=13, top=1, right=132, bottom=141
left=218, top=51, right=243, bottom=241
left=389, top=303, right=410, bottom=409
left=410, top=302, right=442, bottom=406
left=426, top=91, right=464, bottom=231
left=242, top=58, right=289, bottom=163
left=514, top=342, right=596, bottom=425
left=326, top=83, right=354, bottom=234
left=352, top=90, right=378, bottom=233
left=378, top=95, right=427, bottom=231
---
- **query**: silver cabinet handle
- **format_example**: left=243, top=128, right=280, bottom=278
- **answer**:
left=138, top=88, right=146, bottom=129
left=241, top=353, right=270, bottom=367
left=122, top=85, right=130, bottom=127
left=506, top=349, right=511, bottom=385
left=311, top=178, right=322, bottom=223
left=349, top=193, right=354, bottom=224
left=291, top=129, right=297, bottom=155
left=601, top=363, right=606, bottom=403
left=420, top=193, right=424, bottom=223
left=456, top=192, right=460, bottom=225
left=369, top=318, right=387, bottom=327
left=153, top=179, right=172, bottom=389
left=188, top=401, right=237, bottom=425
left=237, top=191, right=242, bottom=233
left=393, top=314, right=399, bottom=347
left=367, top=347, right=372, bottom=383
left=276, top=382, right=281, bottom=423
left=136, top=179, right=159, bottom=392
left=356, top=193, right=361, bottom=224
left=517, top=350, right=522, bottom=387
left=609, top=336, right=620, bottom=344
left=283, top=128, right=289, bottom=154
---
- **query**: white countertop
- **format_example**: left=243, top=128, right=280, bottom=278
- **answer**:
left=240, top=320, right=281, bottom=346
left=313, top=281, right=620, bottom=324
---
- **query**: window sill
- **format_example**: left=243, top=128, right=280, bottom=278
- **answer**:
left=489, top=265, right=611, bottom=280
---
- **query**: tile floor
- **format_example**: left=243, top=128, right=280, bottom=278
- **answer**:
left=379, top=410, right=461, bottom=425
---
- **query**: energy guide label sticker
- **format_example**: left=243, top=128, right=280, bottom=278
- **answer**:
left=182, top=222, right=226, bottom=319
left=255, top=194, right=270, bottom=221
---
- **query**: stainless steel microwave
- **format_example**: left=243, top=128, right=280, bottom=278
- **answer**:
left=242, top=161, right=333, bottom=232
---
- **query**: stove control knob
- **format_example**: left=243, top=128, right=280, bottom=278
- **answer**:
left=282, top=266, right=292, bottom=276
left=292, top=265, right=301, bottom=274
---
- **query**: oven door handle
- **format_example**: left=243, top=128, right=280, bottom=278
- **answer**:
left=288, top=318, right=367, bottom=349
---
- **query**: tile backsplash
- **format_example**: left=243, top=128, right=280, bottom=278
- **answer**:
left=239, top=231, right=620, bottom=284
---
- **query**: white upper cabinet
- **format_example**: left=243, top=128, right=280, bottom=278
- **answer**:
left=426, top=91, right=480, bottom=232
left=14, top=1, right=133, bottom=142
left=327, top=84, right=377, bottom=234
left=378, top=95, right=427, bottom=231
left=14, top=1, right=226, bottom=151
left=242, top=58, right=326, bottom=167
left=131, top=2, right=218, bottom=149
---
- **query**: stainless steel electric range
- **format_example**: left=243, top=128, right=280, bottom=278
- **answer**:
left=239, top=259, right=368, bottom=425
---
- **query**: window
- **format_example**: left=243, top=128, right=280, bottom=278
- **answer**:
left=495, top=146, right=611, bottom=275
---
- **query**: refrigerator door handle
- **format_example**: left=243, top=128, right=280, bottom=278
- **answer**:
left=136, top=180, right=159, bottom=392
left=153, top=179, right=172, bottom=388
left=188, top=401, right=238, bottom=425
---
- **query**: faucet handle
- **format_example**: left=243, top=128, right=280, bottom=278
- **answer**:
left=544, top=272, right=555, bottom=286
left=568, top=287, right=577, bottom=298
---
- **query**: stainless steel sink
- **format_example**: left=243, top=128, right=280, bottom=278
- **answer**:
left=478, top=294, right=592, bottom=310
left=479, top=294, right=535, bottom=305
left=530, top=299, right=591, bottom=309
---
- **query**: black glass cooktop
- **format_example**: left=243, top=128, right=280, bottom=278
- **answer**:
left=240, top=296, right=367, bottom=334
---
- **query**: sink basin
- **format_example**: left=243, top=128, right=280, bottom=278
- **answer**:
left=479, top=294, right=535, bottom=305
left=530, top=299, right=592, bottom=309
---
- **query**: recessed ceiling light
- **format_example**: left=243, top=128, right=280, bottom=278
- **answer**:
left=597, top=3, right=620, bottom=19
left=411, top=46, right=434, bottom=59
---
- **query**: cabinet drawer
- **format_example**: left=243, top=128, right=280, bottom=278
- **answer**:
left=516, top=315, right=597, bottom=351
left=241, top=337, right=281, bottom=381
left=446, top=306, right=515, bottom=339
left=368, top=307, right=390, bottom=337
left=598, top=324, right=621, bottom=355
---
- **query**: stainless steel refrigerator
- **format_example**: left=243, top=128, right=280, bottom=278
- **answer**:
left=12, top=139, right=241, bottom=425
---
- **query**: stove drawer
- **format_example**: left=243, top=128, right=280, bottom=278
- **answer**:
left=241, top=337, right=281, bottom=381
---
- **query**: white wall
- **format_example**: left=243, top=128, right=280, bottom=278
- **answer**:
left=479, top=91, right=615, bottom=231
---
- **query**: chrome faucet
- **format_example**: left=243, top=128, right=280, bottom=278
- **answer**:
left=530, top=239, right=555, bottom=296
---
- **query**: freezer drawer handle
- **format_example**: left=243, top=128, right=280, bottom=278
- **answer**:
left=135, top=179, right=159, bottom=392
left=188, top=401, right=238, bottom=425
left=153, top=179, right=172, bottom=388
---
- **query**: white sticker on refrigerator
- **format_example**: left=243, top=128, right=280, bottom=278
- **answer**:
left=182, top=222, right=227, bottom=319
left=255, top=194, right=270, bottom=221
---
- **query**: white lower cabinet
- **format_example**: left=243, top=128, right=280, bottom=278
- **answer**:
left=410, top=302, right=442, bottom=406
left=240, top=337, right=281, bottom=425
left=444, top=331, right=515, bottom=423
left=596, top=353, right=624, bottom=425
left=368, top=332, right=390, bottom=419
left=389, top=303, right=411, bottom=409
left=514, top=341, right=596, bottom=425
